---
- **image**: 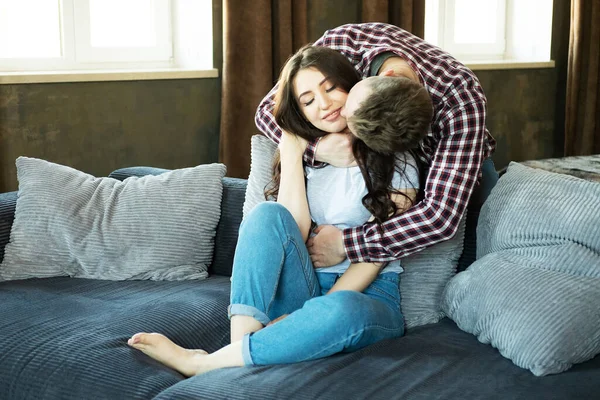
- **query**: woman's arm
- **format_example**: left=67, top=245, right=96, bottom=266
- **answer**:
left=327, top=262, right=383, bottom=294
left=277, top=131, right=312, bottom=242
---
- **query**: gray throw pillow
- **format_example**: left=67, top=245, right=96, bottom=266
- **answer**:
left=244, top=135, right=465, bottom=329
left=442, top=162, right=600, bottom=376
left=0, top=157, right=226, bottom=281
left=401, top=217, right=465, bottom=329
left=243, top=135, right=278, bottom=218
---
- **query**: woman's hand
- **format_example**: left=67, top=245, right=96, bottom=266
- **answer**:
left=279, top=130, right=308, bottom=159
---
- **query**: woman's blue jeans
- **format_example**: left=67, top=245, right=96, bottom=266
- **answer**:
left=229, top=202, right=405, bottom=366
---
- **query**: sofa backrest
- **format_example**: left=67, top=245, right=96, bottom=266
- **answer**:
left=211, top=178, right=246, bottom=276
left=0, top=192, right=17, bottom=265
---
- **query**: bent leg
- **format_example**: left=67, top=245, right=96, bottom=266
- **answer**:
left=229, top=202, right=320, bottom=335
left=243, top=280, right=404, bottom=366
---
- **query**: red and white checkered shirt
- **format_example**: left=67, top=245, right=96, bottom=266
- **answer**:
left=255, top=23, right=496, bottom=262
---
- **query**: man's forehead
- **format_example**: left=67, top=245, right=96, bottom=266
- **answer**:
left=348, top=79, right=372, bottom=107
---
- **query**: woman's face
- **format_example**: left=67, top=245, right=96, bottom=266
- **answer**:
left=293, top=67, right=348, bottom=133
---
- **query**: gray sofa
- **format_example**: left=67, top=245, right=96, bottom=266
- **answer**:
left=0, top=167, right=598, bottom=400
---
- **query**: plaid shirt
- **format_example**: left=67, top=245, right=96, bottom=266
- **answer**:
left=255, top=23, right=496, bottom=262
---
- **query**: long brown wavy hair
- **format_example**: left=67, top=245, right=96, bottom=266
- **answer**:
left=266, top=45, right=428, bottom=224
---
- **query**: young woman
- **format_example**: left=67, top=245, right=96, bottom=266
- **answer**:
left=127, top=45, right=432, bottom=376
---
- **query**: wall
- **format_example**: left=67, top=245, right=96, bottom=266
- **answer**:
left=0, top=0, right=570, bottom=192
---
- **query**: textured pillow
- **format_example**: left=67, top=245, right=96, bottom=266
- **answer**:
left=244, top=135, right=465, bottom=329
left=401, top=217, right=465, bottom=329
left=442, top=162, right=600, bottom=376
left=0, top=157, right=226, bottom=281
left=243, top=135, right=278, bottom=218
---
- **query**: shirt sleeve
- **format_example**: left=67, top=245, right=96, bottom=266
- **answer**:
left=343, top=100, right=487, bottom=263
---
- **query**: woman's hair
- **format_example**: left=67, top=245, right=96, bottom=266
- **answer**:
left=266, top=45, right=429, bottom=223
left=273, top=44, right=359, bottom=142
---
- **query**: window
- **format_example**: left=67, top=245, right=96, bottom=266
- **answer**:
left=0, top=0, right=213, bottom=72
left=425, top=0, right=554, bottom=64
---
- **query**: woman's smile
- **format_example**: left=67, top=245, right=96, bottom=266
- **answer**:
left=323, top=108, right=342, bottom=121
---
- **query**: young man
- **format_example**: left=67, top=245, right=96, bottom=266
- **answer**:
left=255, top=22, right=497, bottom=267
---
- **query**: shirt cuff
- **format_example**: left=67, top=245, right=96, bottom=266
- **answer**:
left=304, top=137, right=326, bottom=167
left=343, top=226, right=368, bottom=263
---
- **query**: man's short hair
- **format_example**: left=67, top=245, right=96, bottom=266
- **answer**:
left=348, top=77, right=433, bottom=154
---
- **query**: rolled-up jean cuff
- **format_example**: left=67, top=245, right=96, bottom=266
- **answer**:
left=242, top=333, right=255, bottom=366
left=228, top=304, right=271, bottom=326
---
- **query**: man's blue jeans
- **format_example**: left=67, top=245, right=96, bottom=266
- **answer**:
left=229, top=202, right=404, bottom=366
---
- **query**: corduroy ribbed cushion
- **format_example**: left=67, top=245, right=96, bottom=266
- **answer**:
left=442, top=162, right=600, bottom=376
left=243, top=135, right=278, bottom=218
left=0, top=157, right=226, bottom=281
left=244, top=135, right=465, bottom=329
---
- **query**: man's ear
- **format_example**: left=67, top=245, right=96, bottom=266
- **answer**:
left=381, top=69, right=396, bottom=77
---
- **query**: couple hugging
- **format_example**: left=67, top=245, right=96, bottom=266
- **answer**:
left=127, top=22, right=497, bottom=376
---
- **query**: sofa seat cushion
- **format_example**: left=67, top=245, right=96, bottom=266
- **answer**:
left=155, top=318, right=600, bottom=400
left=0, top=276, right=231, bottom=400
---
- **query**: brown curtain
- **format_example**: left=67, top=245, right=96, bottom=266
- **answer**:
left=220, top=0, right=425, bottom=178
left=565, top=0, right=600, bottom=156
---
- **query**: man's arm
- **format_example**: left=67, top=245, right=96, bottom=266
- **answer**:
left=344, top=100, right=487, bottom=262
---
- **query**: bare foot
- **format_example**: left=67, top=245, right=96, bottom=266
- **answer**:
left=127, top=332, right=210, bottom=377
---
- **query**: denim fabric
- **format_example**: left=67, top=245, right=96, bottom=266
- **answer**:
left=229, top=202, right=404, bottom=366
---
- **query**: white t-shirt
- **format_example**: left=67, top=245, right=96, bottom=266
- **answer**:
left=306, top=152, right=420, bottom=274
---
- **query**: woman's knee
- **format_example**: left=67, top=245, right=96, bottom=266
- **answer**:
left=240, top=202, right=295, bottom=237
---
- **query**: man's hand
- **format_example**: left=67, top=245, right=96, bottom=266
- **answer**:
left=314, top=132, right=356, bottom=167
left=307, top=225, right=346, bottom=267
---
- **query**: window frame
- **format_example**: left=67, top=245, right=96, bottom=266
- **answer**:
left=425, top=0, right=554, bottom=65
left=0, top=0, right=175, bottom=72
left=441, top=0, right=507, bottom=61
left=72, top=0, right=173, bottom=63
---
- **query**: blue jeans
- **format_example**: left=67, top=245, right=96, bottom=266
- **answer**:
left=229, top=202, right=404, bottom=366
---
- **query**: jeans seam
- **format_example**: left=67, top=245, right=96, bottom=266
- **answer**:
left=290, top=236, right=319, bottom=297
left=264, top=241, right=286, bottom=320
left=265, top=234, right=318, bottom=318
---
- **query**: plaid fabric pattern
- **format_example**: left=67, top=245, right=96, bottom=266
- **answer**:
left=255, top=23, right=496, bottom=262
